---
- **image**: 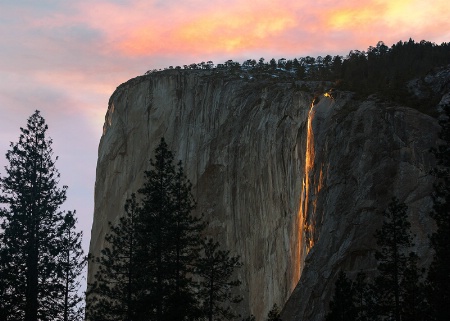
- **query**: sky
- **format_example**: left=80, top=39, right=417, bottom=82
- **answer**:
left=0, top=0, right=449, bottom=289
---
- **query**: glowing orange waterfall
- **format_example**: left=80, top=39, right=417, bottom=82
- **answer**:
left=293, top=100, right=315, bottom=287
left=292, top=93, right=331, bottom=289
left=302, top=100, right=316, bottom=249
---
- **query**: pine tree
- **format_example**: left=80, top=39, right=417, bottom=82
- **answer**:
left=427, top=103, right=450, bottom=321
left=59, top=211, right=86, bottom=321
left=137, top=138, right=205, bottom=321
left=372, top=198, right=425, bottom=321
left=267, top=303, right=282, bottom=321
left=87, top=138, right=245, bottom=321
left=87, top=138, right=206, bottom=321
left=138, top=139, right=176, bottom=320
left=325, top=271, right=357, bottom=321
left=86, top=194, right=143, bottom=321
left=325, top=271, right=374, bottom=321
left=0, top=239, right=18, bottom=319
left=402, top=253, right=427, bottom=321
left=164, top=160, right=206, bottom=321
left=353, top=272, right=371, bottom=321
left=196, top=238, right=242, bottom=321
left=0, top=110, right=83, bottom=320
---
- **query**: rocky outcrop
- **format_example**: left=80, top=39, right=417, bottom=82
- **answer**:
left=89, top=69, right=444, bottom=320
left=407, top=64, right=450, bottom=108
left=281, top=95, right=439, bottom=321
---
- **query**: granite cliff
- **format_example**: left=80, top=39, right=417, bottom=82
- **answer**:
left=88, top=68, right=448, bottom=320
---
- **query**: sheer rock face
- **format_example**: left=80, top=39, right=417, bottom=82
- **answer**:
left=90, top=72, right=312, bottom=320
left=281, top=96, right=439, bottom=321
left=89, top=70, right=440, bottom=320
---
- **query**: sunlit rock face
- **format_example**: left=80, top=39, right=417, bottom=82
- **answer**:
left=89, top=69, right=442, bottom=321
left=90, top=71, right=314, bottom=320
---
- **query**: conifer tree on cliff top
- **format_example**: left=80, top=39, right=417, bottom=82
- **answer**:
left=428, top=103, right=450, bottom=321
left=0, top=111, right=84, bottom=320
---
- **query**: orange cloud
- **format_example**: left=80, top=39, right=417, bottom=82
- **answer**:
left=114, top=5, right=298, bottom=56
left=327, top=8, right=378, bottom=29
left=37, top=0, right=449, bottom=60
left=323, top=0, right=449, bottom=36
left=174, top=9, right=296, bottom=53
left=85, top=0, right=446, bottom=59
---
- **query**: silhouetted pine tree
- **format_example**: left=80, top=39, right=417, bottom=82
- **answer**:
left=427, top=103, right=450, bottom=321
left=372, top=198, right=425, bottom=321
left=164, top=159, right=206, bottom=321
left=137, top=138, right=205, bottom=321
left=0, top=240, right=18, bottom=319
left=325, top=271, right=357, bottom=321
left=353, top=272, right=371, bottom=321
left=59, top=211, right=86, bottom=321
left=196, top=238, right=242, bottom=321
left=87, top=138, right=207, bottom=321
left=86, top=194, right=143, bottom=321
left=0, top=111, right=83, bottom=320
left=402, top=253, right=427, bottom=321
left=267, top=303, right=282, bottom=321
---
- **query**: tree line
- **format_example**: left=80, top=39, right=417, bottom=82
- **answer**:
left=325, top=104, right=450, bottom=321
left=146, top=39, right=450, bottom=113
left=0, top=111, right=86, bottom=320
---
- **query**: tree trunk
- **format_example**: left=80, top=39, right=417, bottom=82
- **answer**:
left=25, top=233, right=39, bottom=321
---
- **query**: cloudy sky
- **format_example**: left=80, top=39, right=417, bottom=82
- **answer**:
left=0, top=0, right=449, bottom=284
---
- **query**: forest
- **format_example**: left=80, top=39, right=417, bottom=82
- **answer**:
left=146, top=39, right=450, bottom=114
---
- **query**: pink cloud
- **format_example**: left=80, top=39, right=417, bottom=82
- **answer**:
left=70, top=0, right=305, bottom=56
left=2, top=0, right=449, bottom=141
left=58, top=0, right=448, bottom=60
